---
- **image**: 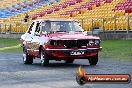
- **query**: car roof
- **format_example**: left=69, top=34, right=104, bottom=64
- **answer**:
left=33, top=18, right=75, bottom=22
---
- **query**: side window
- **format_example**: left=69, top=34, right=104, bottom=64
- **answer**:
left=34, top=22, right=40, bottom=35
left=42, top=21, right=51, bottom=32
left=28, top=22, right=35, bottom=34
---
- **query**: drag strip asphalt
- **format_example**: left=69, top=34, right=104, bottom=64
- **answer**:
left=0, top=52, right=132, bottom=88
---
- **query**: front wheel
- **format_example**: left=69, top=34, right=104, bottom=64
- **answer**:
left=23, top=47, right=33, bottom=64
left=40, top=48, right=49, bottom=66
left=88, top=54, right=98, bottom=65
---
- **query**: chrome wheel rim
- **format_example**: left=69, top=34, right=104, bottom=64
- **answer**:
left=40, top=51, right=44, bottom=64
left=23, top=53, right=26, bottom=62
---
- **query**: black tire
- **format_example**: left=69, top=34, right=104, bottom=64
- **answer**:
left=23, top=47, right=33, bottom=64
left=88, top=54, right=98, bottom=65
left=65, top=59, right=74, bottom=63
left=40, top=48, right=49, bottom=66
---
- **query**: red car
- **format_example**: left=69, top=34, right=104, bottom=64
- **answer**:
left=20, top=19, right=102, bottom=66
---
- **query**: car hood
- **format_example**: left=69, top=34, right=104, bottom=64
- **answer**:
left=41, top=32, right=100, bottom=40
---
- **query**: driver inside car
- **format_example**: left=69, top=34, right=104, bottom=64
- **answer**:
left=42, top=21, right=51, bottom=33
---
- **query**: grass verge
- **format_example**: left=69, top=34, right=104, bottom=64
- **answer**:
left=0, top=38, right=22, bottom=53
left=100, top=40, right=132, bottom=61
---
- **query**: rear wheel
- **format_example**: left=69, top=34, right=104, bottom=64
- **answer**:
left=65, top=59, right=74, bottom=63
left=40, top=48, right=49, bottom=66
left=88, top=54, right=98, bottom=65
left=23, top=47, right=33, bottom=64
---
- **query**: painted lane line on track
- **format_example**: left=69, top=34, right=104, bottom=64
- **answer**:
left=0, top=58, right=8, bottom=60
left=0, top=44, right=21, bottom=51
left=0, top=58, right=8, bottom=61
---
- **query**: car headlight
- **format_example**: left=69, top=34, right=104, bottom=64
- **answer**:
left=88, top=40, right=94, bottom=46
left=48, top=40, right=58, bottom=45
left=95, top=40, right=100, bottom=45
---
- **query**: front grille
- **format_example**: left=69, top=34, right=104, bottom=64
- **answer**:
left=58, top=40, right=89, bottom=48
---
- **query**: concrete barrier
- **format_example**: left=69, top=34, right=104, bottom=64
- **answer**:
left=98, top=33, right=132, bottom=40
left=0, top=34, right=22, bottom=39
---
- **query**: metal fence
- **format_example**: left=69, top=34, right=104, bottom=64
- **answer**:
left=0, top=22, right=30, bottom=34
left=78, top=16, right=132, bottom=33
left=0, top=16, right=132, bottom=34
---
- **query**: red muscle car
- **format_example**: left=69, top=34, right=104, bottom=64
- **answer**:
left=20, top=19, right=102, bottom=66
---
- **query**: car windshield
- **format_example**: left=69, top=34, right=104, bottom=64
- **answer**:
left=41, top=21, right=84, bottom=33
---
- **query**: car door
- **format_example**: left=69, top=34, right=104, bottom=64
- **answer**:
left=21, top=22, right=35, bottom=50
left=26, top=21, right=43, bottom=57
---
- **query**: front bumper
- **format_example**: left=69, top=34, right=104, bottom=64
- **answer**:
left=45, top=47, right=102, bottom=58
left=46, top=47, right=102, bottom=51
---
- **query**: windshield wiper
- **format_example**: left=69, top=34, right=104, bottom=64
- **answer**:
left=75, top=31, right=84, bottom=32
left=56, top=31, right=67, bottom=32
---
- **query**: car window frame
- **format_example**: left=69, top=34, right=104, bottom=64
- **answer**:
left=34, top=22, right=41, bottom=36
left=27, top=22, right=35, bottom=34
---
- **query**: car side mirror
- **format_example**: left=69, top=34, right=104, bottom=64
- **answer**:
left=42, top=31, right=48, bottom=34
left=83, top=31, right=89, bottom=34
left=34, top=32, right=40, bottom=36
